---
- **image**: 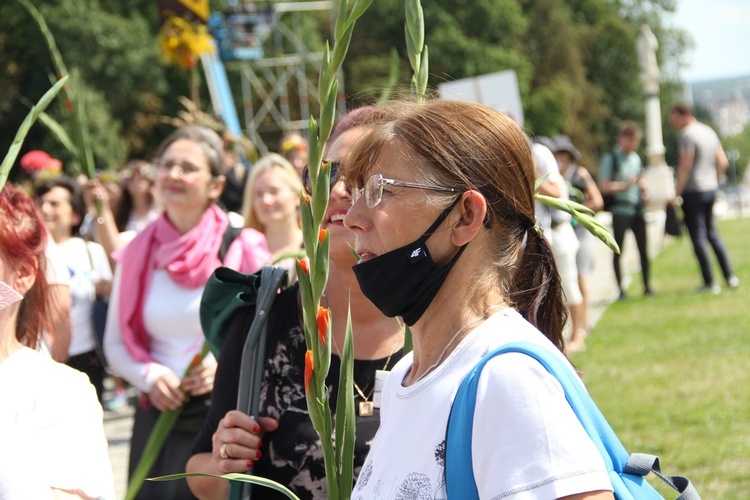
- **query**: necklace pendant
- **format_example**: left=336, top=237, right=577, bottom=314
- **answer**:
left=358, top=401, right=374, bottom=417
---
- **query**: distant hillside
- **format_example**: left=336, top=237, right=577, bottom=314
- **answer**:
left=690, top=75, right=750, bottom=102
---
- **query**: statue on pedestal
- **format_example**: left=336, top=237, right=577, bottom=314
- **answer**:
left=637, top=24, right=661, bottom=86
left=635, top=24, right=674, bottom=206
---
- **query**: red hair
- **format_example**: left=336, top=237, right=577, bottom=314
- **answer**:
left=0, top=185, right=50, bottom=347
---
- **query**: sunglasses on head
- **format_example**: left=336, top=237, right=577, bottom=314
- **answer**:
left=302, top=160, right=341, bottom=195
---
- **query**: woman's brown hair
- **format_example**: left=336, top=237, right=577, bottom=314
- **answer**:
left=343, top=99, right=567, bottom=351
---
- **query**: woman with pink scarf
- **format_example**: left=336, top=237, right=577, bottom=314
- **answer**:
left=104, top=126, right=269, bottom=499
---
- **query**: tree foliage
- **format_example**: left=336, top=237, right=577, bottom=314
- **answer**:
left=0, top=0, right=191, bottom=176
left=1, top=0, right=691, bottom=175
left=346, top=0, right=690, bottom=168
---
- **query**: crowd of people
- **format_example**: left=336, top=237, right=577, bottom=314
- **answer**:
left=0, top=98, right=737, bottom=499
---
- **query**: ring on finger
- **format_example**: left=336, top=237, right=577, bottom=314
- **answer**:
left=220, top=443, right=229, bottom=460
left=205, top=376, right=213, bottom=385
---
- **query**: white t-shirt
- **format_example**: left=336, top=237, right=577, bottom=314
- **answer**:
left=0, top=348, right=115, bottom=499
left=43, top=237, right=70, bottom=287
left=56, top=238, right=113, bottom=356
left=353, top=309, right=612, bottom=499
left=104, top=268, right=214, bottom=392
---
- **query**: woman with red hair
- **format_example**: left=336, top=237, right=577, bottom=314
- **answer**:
left=0, top=185, right=115, bottom=499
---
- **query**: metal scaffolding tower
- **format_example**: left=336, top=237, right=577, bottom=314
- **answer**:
left=210, top=1, right=345, bottom=155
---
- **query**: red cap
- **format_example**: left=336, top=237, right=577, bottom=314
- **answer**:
left=20, top=150, right=62, bottom=172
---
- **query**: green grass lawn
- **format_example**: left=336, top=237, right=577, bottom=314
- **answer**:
left=571, top=218, right=750, bottom=498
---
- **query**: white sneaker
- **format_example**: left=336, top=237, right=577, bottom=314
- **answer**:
left=728, top=276, right=740, bottom=289
left=698, top=283, right=721, bottom=295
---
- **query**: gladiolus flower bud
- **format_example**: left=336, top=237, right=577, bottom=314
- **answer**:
left=304, top=350, right=314, bottom=391
left=318, top=229, right=328, bottom=244
left=298, top=258, right=309, bottom=275
left=189, top=353, right=202, bottom=368
left=303, top=194, right=311, bottom=205
left=316, top=307, right=329, bottom=344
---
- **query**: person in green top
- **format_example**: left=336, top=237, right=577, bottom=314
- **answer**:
left=599, top=121, right=653, bottom=300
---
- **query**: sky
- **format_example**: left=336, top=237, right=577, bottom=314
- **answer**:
left=670, top=0, right=750, bottom=82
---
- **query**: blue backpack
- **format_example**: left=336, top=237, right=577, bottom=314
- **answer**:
left=445, top=342, right=700, bottom=499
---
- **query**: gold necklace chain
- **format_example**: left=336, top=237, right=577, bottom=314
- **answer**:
left=411, top=303, right=505, bottom=384
left=331, top=324, right=403, bottom=417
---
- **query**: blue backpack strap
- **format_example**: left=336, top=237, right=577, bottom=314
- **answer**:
left=445, top=342, right=698, bottom=499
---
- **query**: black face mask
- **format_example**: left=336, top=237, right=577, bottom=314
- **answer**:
left=353, top=201, right=467, bottom=326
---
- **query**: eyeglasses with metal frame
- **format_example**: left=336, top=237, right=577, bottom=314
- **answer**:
left=351, top=173, right=461, bottom=208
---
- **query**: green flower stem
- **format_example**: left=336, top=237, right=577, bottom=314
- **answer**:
left=124, top=342, right=210, bottom=500
left=298, top=2, right=373, bottom=498
left=405, top=0, right=428, bottom=101
left=535, top=194, right=620, bottom=253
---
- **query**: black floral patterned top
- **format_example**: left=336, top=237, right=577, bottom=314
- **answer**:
left=192, top=284, right=403, bottom=499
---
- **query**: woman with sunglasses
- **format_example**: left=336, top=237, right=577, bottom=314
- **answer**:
left=186, top=107, right=406, bottom=499
left=343, top=100, right=613, bottom=499
left=241, top=153, right=304, bottom=282
left=103, top=125, right=270, bottom=499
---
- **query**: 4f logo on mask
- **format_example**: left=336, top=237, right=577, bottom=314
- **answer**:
left=409, top=245, right=428, bottom=263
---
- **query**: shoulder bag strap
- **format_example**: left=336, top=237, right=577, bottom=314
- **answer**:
left=236, top=265, right=289, bottom=413
left=230, top=265, right=288, bottom=500
left=445, top=341, right=700, bottom=500
left=219, top=225, right=244, bottom=262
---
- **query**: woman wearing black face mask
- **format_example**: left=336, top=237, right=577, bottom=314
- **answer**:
left=343, top=100, right=614, bottom=500
left=186, top=107, right=405, bottom=500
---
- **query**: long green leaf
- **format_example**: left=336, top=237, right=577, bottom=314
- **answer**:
left=348, top=0, right=374, bottom=25
left=330, top=23, right=356, bottom=75
left=149, top=472, right=300, bottom=499
left=333, top=0, right=348, bottom=40
left=376, top=48, right=401, bottom=104
left=334, top=305, right=356, bottom=494
left=405, top=0, right=428, bottom=102
left=317, top=43, right=332, bottom=106
left=124, top=408, right=183, bottom=500
left=68, top=70, right=95, bottom=178
left=125, top=343, right=210, bottom=500
left=37, top=111, right=80, bottom=158
left=17, top=0, right=69, bottom=79
left=418, top=46, right=429, bottom=97
left=405, top=0, right=424, bottom=52
left=0, top=76, right=68, bottom=191
left=404, top=24, right=418, bottom=71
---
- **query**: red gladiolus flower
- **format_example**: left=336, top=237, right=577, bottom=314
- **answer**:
left=298, top=258, right=309, bottom=275
left=318, top=229, right=328, bottom=244
left=316, top=307, right=329, bottom=344
left=304, top=350, right=314, bottom=391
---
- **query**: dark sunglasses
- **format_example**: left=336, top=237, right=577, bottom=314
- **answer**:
left=302, top=160, right=341, bottom=195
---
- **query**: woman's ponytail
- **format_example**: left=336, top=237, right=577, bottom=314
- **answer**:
left=508, top=225, right=567, bottom=352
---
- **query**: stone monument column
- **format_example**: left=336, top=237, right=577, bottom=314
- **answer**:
left=636, top=24, right=675, bottom=208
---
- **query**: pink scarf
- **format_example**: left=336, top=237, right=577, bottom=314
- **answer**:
left=117, top=204, right=269, bottom=363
